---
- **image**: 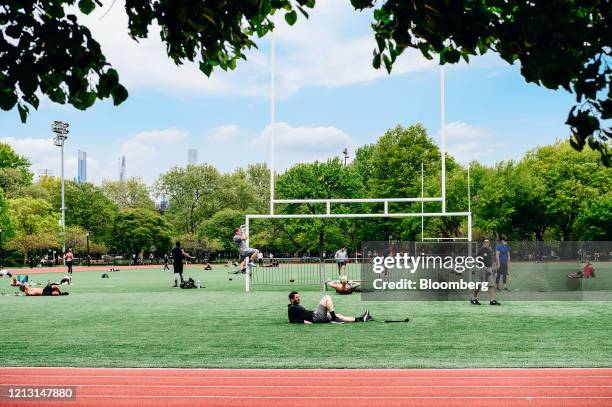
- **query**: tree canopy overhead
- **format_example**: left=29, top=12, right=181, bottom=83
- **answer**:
left=0, top=0, right=610, bottom=163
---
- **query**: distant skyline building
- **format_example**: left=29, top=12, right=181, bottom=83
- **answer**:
left=77, top=150, right=87, bottom=183
left=188, top=149, right=198, bottom=165
left=119, top=156, right=126, bottom=181
left=156, top=195, right=170, bottom=211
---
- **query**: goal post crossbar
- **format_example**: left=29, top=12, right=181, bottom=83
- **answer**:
left=273, top=197, right=443, bottom=204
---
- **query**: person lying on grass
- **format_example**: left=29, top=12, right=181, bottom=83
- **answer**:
left=568, top=262, right=596, bottom=279
left=287, top=291, right=373, bottom=325
left=326, top=275, right=361, bottom=295
left=10, top=275, right=29, bottom=287
left=19, top=283, right=68, bottom=296
left=48, top=275, right=72, bottom=285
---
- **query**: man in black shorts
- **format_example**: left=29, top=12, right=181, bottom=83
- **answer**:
left=171, top=241, right=195, bottom=287
left=20, top=283, right=68, bottom=296
left=471, top=238, right=500, bottom=306
left=287, top=291, right=373, bottom=324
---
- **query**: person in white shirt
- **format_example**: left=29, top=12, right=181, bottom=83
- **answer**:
left=334, top=245, right=348, bottom=276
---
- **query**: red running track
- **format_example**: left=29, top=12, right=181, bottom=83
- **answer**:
left=1, top=367, right=612, bottom=407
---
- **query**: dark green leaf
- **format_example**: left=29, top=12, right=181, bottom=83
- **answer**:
left=110, top=85, right=128, bottom=106
left=78, top=0, right=96, bottom=15
left=285, top=10, right=297, bottom=25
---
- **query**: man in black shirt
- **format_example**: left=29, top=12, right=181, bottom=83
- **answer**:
left=471, top=238, right=500, bottom=305
left=287, top=291, right=373, bottom=324
left=171, top=241, right=195, bottom=287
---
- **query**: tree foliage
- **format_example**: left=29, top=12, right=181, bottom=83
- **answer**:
left=8, top=196, right=60, bottom=263
left=0, top=142, right=33, bottom=196
left=111, top=208, right=172, bottom=256
left=51, top=181, right=119, bottom=243
left=101, top=177, right=155, bottom=210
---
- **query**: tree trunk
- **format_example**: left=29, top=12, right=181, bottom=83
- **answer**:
left=318, top=228, right=325, bottom=259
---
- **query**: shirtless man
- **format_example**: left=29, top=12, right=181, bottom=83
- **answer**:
left=326, top=275, right=361, bottom=295
left=20, top=283, right=68, bottom=296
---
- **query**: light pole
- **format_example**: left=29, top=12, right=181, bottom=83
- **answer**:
left=342, top=148, right=349, bottom=167
left=52, top=121, right=69, bottom=259
left=86, top=232, right=90, bottom=266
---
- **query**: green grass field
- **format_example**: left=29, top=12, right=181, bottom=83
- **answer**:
left=1, top=263, right=612, bottom=369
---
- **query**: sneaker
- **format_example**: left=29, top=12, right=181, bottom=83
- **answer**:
left=363, top=310, right=374, bottom=322
left=330, top=319, right=344, bottom=325
left=490, top=300, right=501, bottom=305
left=248, top=262, right=257, bottom=268
left=470, top=298, right=481, bottom=305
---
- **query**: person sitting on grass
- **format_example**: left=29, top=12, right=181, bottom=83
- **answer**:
left=568, top=262, right=596, bottom=279
left=19, top=282, right=68, bottom=296
left=326, top=275, right=361, bottom=295
left=287, top=291, right=373, bottom=325
left=203, top=261, right=212, bottom=271
left=0, top=268, right=12, bottom=278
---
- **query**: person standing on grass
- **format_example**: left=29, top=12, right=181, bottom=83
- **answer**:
left=65, top=248, right=74, bottom=275
left=171, top=241, right=195, bottom=287
left=334, top=245, right=348, bottom=276
left=163, top=254, right=170, bottom=272
left=496, top=236, right=511, bottom=291
left=471, top=238, right=500, bottom=306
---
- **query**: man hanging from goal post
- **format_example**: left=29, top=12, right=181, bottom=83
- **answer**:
left=234, top=226, right=259, bottom=268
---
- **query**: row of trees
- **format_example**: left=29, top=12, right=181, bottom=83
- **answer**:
left=0, top=124, right=610, bottom=265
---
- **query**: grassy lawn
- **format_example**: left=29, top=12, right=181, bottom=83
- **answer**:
left=1, top=263, right=612, bottom=368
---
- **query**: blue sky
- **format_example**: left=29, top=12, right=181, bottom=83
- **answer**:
left=0, top=0, right=576, bottom=185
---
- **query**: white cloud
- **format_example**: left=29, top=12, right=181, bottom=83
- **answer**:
left=0, top=137, right=106, bottom=183
left=77, top=0, right=434, bottom=99
left=250, top=122, right=355, bottom=171
left=255, top=122, right=353, bottom=152
left=116, top=128, right=189, bottom=180
left=207, top=125, right=241, bottom=142
left=440, top=121, right=500, bottom=164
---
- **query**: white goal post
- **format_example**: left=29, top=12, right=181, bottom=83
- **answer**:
left=243, top=28, right=472, bottom=292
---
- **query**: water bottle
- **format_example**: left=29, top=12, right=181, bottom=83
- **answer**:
left=196, top=280, right=201, bottom=289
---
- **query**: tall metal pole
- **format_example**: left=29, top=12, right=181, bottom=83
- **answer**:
left=52, top=121, right=69, bottom=259
left=61, top=141, right=65, bottom=256
left=269, top=17, right=276, bottom=216
left=421, top=162, right=424, bottom=241
left=245, top=217, right=251, bottom=292
left=467, top=164, right=472, bottom=214
left=440, top=66, right=446, bottom=213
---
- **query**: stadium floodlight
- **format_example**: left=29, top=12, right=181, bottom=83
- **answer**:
left=52, top=121, right=69, bottom=258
